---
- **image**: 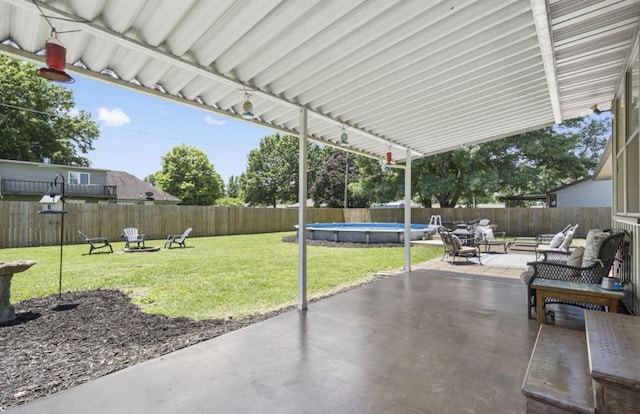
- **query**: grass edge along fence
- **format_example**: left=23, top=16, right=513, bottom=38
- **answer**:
left=0, top=201, right=611, bottom=248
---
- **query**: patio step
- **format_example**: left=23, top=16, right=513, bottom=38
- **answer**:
left=585, top=311, right=640, bottom=413
left=521, top=325, right=594, bottom=414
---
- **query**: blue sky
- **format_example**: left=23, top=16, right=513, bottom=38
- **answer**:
left=66, top=75, right=275, bottom=184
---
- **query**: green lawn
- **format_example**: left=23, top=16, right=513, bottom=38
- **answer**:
left=4, top=232, right=441, bottom=320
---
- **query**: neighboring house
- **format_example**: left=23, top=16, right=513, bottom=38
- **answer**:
left=550, top=178, right=612, bottom=208
left=498, top=177, right=612, bottom=208
left=475, top=203, right=506, bottom=209
left=374, top=200, right=422, bottom=208
left=107, top=171, right=180, bottom=205
left=0, top=159, right=116, bottom=203
left=0, top=159, right=180, bottom=205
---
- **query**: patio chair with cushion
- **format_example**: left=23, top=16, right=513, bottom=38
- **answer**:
left=520, top=228, right=625, bottom=319
left=438, top=228, right=482, bottom=265
left=77, top=230, right=113, bottom=255
left=535, top=224, right=579, bottom=256
left=123, top=227, right=145, bottom=249
left=473, top=223, right=507, bottom=253
left=507, top=224, right=574, bottom=251
left=164, top=227, right=193, bottom=249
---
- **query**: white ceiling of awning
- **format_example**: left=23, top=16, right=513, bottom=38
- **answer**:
left=0, top=0, right=638, bottom=163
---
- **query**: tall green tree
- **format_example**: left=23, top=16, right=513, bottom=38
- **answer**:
left=154, top=145, right=223, bottom=205
left=240, top=133, right=326, bottom=207
left=405, top=116, right=611, bottom=207
left=144, top=173, right=157, bottom=185
left=310, top=149, right=371, bottom=208
left=356, top=157, right=404, bottom=204
left=226, top=175, right=240, bottom=198
left=0, top=55, right=99, bottom=166
left=411, top=146, right=487, bottom=207
left=480, top=116, right=609, bottom=200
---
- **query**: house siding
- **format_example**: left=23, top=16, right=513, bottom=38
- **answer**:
left=555, top=180, right=612, bottom=208
left=0, top=161, right=108, bottom=185
left=0, top=160, right=114, bottom=202
left=609, top=32, right=640, bottom=316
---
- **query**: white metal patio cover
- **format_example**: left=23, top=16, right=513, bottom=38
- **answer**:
left=1, top=0, right=639, bottom=307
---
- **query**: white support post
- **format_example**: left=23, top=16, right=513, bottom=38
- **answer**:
left=298, top=108, right=308, bottom=310
left=404, top=150, right=412, bottom=272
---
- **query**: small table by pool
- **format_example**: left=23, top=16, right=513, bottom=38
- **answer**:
left=532, top=278, right=624, bottom=329
left=452, top=226, right=474, bottom=246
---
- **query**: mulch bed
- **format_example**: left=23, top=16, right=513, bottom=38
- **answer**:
left=0, top=237, right=398, bottom=410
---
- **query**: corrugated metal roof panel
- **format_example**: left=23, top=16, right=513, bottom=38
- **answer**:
left=0, top=0, right=637, bottom=163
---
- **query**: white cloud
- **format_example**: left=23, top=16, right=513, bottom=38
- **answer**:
left=204, top=115, right=226, bottom=126
left=152, top=103, right=169, bottom=116
left=97, top=107, right=131, bottom=127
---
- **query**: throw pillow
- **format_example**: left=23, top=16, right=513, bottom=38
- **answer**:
left=474, top=226, right=495, bottom=241
left=559, top=230, right=574, bottom=252
left=482, top=227, right=495, bottom=240
left=520, top=266, right=535, bottom=285
left=567, top=246, right=585, bottom=277
left=581, top=229, right=609, bottom=268
left=567, top=246, right=584, bottom=267
left=549, top=232, right=565, bottom=248
left=452, top=234, right=463, bottom=250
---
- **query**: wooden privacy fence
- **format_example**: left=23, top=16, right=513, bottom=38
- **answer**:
left=0, top=202, right=344, bottom=248
left=0, top=201, right=611, bottom=248
left=342, top=207, right=612, bottom=239
left=419, top=207, right=612, bottom=238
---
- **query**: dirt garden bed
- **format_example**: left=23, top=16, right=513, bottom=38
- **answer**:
left=0, top=290, right=291, bottom=410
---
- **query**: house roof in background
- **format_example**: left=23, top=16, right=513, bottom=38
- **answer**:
left=106, top=171, right=180, bottom=203
left=548, top=176, right=611, bottom=193
left=547, top=177, right=591, bottom=193
left=594, top=137, right=613, bottom=180
left=0, top=158, right=109, bottom=172
left=1, top=0, right=637, bottom=163
left=498, top=193, right=549, bottom=202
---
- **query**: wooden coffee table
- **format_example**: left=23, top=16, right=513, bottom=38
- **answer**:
left=531, top=278, right=624, bottom=328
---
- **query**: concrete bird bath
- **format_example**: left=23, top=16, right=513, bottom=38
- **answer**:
left=0, top=260, right=36, bottom=322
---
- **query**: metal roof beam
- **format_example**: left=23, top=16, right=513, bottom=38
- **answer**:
left=531, top=0, right=563, bottom=123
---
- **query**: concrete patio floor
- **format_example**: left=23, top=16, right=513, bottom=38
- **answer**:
left=9, top=257, right=540, bottom=414
left=413, top=250, right=534, bottom=281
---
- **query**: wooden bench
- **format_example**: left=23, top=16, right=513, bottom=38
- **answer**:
left=586, top=311, right=640, bottom=412
left=522, top=311, right=640, bottom=413
left=522, top=325, right=594, bottom=413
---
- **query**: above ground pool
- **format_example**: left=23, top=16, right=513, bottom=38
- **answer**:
left=295, top=222, right=429, bottom=244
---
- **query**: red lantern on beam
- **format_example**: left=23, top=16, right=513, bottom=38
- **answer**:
left=386, top=151, right=392, bottom=164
